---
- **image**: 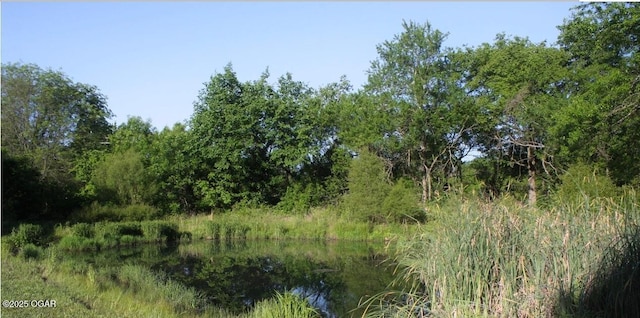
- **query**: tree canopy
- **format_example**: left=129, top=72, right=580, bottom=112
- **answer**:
left=2, top=3, right=638, bottom=223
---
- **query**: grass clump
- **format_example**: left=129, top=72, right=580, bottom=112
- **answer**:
left=115, top=264, right=207, bottom=313
left=19, top=243, right=43, bottom=260
left=71, top=222, right=95, bottom=238
left=141, top=221, right=180, bottom=242
left=249, top=292, right=320, bottom=318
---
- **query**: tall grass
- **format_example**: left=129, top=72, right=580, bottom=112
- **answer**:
left=248, top=291, right=320, bottom=318
left=362, top=192, right=639, bottom=317
left=172, top=206, right=415, bottom=242
left=57, top=220, right=184, bottom=251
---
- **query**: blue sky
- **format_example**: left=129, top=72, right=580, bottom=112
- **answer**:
left=2, top=2, right=579, bottom=130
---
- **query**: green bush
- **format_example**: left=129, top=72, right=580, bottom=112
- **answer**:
left=72, top=223, right=95, bottom=238
left=96, top=222, right=143, bottom=240
left=382, top=178, right=423, bottom=223
left=72, top=202, right=159, bottom=222
left=120, top=204, right=159, bottom=221
left=9, top=223, right=44, bottom=249
left=341, top=149, right=392, bottom=222
left=19, top=243, right=42, bottom=260
left=141, top=221, right=180, bottom=242
left=555, top=162, right=620, bottom=204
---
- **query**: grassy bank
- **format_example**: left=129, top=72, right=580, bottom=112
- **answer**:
left=1, top=248, right=320, bottom=318
left=361, top=192, right=640, bottom=317
left=1, top=206, right=409, bottom=317
left=172, top=206, right=416, bottom=242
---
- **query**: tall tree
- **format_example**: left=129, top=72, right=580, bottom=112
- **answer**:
left=1, top=63, right=113, bottom=183
left=1, top=63, right=113, bottom=219
left=466, top=36, right=568, bottom=205
left=364, top=21, right=476, bottom=203
left=149, top=123, right=199, bottom=214
left=190, top=64, right=326, bottom=210
left=556, top=3, right=640, bottom=185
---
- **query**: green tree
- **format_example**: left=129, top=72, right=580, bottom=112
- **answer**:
left=363, top=21, right=477, bottom=203
left=1, top=62, right=113, bottom=220
left=149, top=123, right=199, bottom=214
left=190, top=64, right=348, bottom=208
left=1, top=62, right=113, bottom=183
left=190, top=65, right=273, bottom=209
left=556, top=3, right=640, bottom=185
left=465, top=36, right=568, bottom=205
left=108, top=116, right=156, bottom=156
left=341, top=148, right=392, bottom=222
left=92, top=149, right=157, bottom=205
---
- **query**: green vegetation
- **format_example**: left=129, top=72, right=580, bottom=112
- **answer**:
left=360, top=191, right=640, bottom=317
left=2, top=2, right=639, bottom=317
left=249, top=292, right=320, bottom=318
left=1, top=250, right=318, bottom=318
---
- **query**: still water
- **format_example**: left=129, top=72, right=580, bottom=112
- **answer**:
left=66, top=240, right=398, bottom=317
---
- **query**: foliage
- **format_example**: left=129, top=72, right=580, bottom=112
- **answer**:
left=381, top=178, right=424, bottom=223
left=554, top=162, right=620, bottom=204
left=91, top=149, right=157, bottom=205
left=363, top=20, right=478, bottom=203
left=556, top=3, right=640, bottom=185
left=340, top=148, right=392, bottom=222
left=7, top=224, right=45, bottom=250
left=1, top=63, right=112, bottom=221
left=189, top=65, right=349, bottom=211
left=72, top=202, right=159, bottom=222
left=148, top=123, right=199, bottom=214
left=464, top=35, right=569, bottom=205
left=1, top=149, right=47, bottom=223
left=1, top=62, right=113, bottom=179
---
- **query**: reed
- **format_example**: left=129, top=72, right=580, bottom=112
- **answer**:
left=362, top=193, right=640, bottom=317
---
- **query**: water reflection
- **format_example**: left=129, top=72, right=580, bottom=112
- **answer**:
left=64, top=240, right=396, bottom=317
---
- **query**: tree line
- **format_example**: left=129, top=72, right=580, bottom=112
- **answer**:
left=2, top=3, right=638, bottom=224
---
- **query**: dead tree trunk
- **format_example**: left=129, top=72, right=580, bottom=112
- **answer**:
left=527, top=145, right=537, bottom=206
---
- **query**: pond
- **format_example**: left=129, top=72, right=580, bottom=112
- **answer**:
left=65, top=240, right=399, bottom=317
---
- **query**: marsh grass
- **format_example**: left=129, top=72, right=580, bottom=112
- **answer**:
left=362, top=192, right=640, bottom=317
left=173, top=206, right=416, bottom=243
left=56, top=220, right=185, bottom=251
left=248, top=291, right=320, bottom=318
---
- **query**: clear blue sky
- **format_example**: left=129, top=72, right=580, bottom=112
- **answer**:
left=2, top=2, right=579, bottom=130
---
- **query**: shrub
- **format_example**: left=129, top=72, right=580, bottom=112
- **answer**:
left=341, top=148, right=392, bottom=222
left=72, top=202, right=159, bottom=222
left=72, top=223, right=95, bottom=238
left=141, top=221, right=180, bottom=242
left=19, top=243, right=42, bottom=260
left=120, top=204, right=159, bottom=221
left=96, top=222, right=143, bottom=240
left=382, top=178, right=423, bottom=223
left=9, top=223, right=44, bottom=249
left=555, top=162, right=620, bottom=204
